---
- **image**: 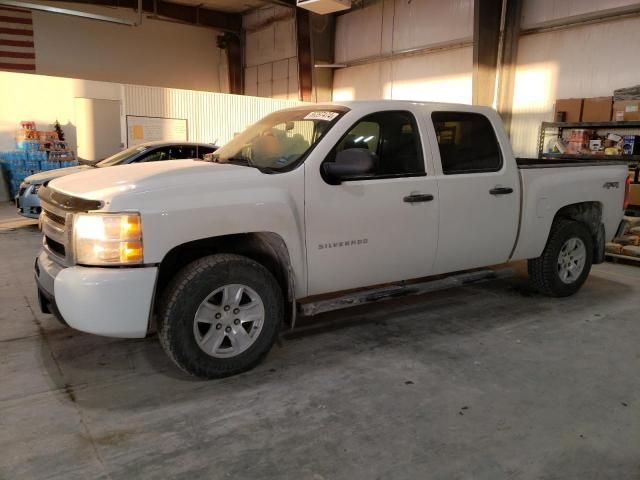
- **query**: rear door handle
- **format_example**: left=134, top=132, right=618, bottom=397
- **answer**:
left=403, top=194, right=434, bottom=203
left=489, top=187, right=514, bottom=196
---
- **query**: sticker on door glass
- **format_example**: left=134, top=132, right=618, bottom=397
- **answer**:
left=304, top=111, right=339, bottom=121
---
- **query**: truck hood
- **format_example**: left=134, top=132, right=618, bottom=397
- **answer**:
left=26, top=165, right=93, bottom=184
left=48, top=160, right=262, bottom=204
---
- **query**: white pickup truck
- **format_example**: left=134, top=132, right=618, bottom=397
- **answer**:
left=35, top=101, right=629, bottom=378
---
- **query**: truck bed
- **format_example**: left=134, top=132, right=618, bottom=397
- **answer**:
left=516, top=157, right=628, bottom=169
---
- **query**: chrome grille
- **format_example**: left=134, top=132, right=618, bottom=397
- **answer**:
left=44, top=209, right=66, bottom=227
left=41, top=203, right=69, bottom=262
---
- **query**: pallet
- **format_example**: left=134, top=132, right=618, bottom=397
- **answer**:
left=606, top=253, right=640, bottom=264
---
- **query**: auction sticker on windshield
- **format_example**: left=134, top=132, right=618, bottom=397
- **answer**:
left=304, top=111, right=340, bottom=122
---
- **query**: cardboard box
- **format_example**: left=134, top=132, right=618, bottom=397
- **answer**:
left=582, top=96, right=612, bottom=122
left=629, top=183, right=640, bottom=206
left=555, top=98, right=583, bottom=122
left=613, top=100, right=640, bottom=121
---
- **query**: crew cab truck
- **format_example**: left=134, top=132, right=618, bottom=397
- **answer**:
left=34, top=101, right=628, bottom=379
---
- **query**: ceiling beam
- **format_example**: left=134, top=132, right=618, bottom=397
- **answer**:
left=43, top=0, right=241, bottom=32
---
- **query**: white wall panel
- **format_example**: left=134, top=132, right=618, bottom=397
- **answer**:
left=245, top=66, right=258, bottom=97
left=288, top=58, right=300, bottom=99
left=389, top=47, right=472, bottom=103
left=32, top=1, right=224, bottom=92
left=510, top=16, right=640, bottom=157
left=521, top=0, right=640, bottom=28
left=335, top=1, right=384, bottom=63
left=273, top=59, right=289, bottom=80
left=0, top=72, right=122, bottom=151
left=335, top=0, right=473, bottom=63
left=333, top=62, right=384, bottom=101
left=391, top=0, right=473, bottom=51
left=333, top=47, right=472, bottom=104
left=274, top=17, right=296, bottom=59
left=244, top=7, right=297, bottom=100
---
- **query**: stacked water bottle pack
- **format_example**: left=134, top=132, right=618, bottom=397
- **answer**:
left=0, top=121, right=78, bottom=197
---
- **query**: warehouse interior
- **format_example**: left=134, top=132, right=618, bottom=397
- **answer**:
left=1, top=0, right=640, bottom=478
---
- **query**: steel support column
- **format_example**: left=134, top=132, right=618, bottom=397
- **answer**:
left=497, top=0, right=523, bottom=134
left=296, top=8, right=313, bottom=102
left=472, top=0, right=502, bottom=106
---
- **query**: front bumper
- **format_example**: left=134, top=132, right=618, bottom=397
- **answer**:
left=35, top=250, right=158, bottom=338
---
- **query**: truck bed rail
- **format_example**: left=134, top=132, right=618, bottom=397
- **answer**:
left=517, top=157, right=628, bottom=169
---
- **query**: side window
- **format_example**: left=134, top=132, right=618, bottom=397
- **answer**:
left=197, top=146, right=217, bottom=159
left=166, top=146, right=193, bottom=160
left=137, top=147, right=170, bottom=162
left=329, top=110, right=424, bottom=179
left=431, top=112, right=502, bottom=174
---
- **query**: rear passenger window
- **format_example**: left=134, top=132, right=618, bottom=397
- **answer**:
left=432, top=112, right=502, bottom=174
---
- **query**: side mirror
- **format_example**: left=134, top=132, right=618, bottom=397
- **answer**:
left=322, top=148, right=375, bottom=185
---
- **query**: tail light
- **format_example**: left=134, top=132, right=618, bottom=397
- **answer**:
left=624, top=176, right=631, bottom=210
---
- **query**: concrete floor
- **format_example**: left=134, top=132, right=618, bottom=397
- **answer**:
left=1, top=201, right=639, bottom=480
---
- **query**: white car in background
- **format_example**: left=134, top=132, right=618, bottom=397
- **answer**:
left=16, top=141, right=217, bottom=218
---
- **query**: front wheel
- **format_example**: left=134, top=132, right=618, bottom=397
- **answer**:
left=158, top=254, right=284, bottom=379
left=528, top=219, right=593, bottom=297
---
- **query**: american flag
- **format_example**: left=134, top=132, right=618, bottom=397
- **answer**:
left=0, top=6, right=35, bottom=72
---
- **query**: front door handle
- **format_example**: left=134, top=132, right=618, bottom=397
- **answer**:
left=403, top=194, right=434, bottom=203
left=489, top=187, right=514, bottom=196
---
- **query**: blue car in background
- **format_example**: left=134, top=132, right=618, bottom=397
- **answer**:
left=15, top=141, right=217, bottom=218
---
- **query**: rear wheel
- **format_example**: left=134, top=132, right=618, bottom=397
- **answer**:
left=158, top=254, right=283, bottom=379
left=528, top=219, right=593, bottom=297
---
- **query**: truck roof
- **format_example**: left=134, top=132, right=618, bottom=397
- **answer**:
left=299, top=100, right=497, bottom=115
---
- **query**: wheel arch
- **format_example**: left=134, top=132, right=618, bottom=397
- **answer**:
left=156, top=232, right=296, bottom=324
left=552, top=201, right=605, bottom=264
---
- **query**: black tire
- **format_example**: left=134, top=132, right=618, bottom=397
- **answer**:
left=157, top=254, right=283, bottom=379
left=528, top=219, right=593, bottom=297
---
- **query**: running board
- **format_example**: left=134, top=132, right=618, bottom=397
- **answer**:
left=299, top=268, right=514, bottom=317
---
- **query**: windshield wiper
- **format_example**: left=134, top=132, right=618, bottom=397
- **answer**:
left=211, top=155, right=252, bottom=166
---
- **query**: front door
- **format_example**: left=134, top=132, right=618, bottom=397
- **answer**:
left=305, top=109, right=439, bottom=296
left=429, top=111, right=520, bottom=274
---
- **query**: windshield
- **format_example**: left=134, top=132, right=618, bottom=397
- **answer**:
left=210, top=106, right=348, bottom=172
left=95, top=145, right=149, bottom=168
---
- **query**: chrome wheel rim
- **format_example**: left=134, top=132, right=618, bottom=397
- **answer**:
left=193, top=284, right=265, bottom=358
left=557, top=237, right=586, bottom=284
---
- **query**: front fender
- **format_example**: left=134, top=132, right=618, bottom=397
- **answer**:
left=110, top=168, right=307, bottom=298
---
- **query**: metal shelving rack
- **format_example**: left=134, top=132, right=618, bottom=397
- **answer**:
left=537, top=121, right=640, bottom=164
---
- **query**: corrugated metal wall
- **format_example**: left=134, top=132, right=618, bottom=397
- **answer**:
left=124, top=85, right=303, bottom=145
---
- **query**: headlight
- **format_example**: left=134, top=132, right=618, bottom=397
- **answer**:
left=73, top=213, right=143, bottom=265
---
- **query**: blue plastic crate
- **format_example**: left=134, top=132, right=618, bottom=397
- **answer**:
left=16, top=140, right=40, bottom=152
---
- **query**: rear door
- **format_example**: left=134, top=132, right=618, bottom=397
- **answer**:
left=429, top=111, right=520, bottom=274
